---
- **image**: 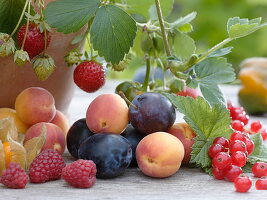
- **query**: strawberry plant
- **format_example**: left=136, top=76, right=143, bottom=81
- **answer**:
left=1, top=0, right=267, bottom=174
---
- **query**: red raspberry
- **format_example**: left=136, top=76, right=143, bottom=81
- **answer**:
left=17, top=23, right=51, bottom=59
left=29, top=149, right=65, bottom=183
left=62, top=159, right=97, bottom=188
left=0, top=162, right=28, bottom=189
left=73, top=61, right=105, bottom=93
left=234, top=174, right=252, bottom=193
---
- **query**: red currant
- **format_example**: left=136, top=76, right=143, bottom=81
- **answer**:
left=212, top=167, right=226, bottom=180
left=234, top=174, right=252, bottom=193
left=236, top=114, right=249, bottom=125
left=252, top=162, right=267, bottom=178
left=224, top=165, right=243, bottom=182
left=230, top=131, right=246, bottom=143
left=250, top=121, right=262, bottom=133
left=231, top=151, right=247, bottom=167
left=255, top=177, right=267, bottom=190
left=231, top=120, right=244, bottom=132
left=229, top=140, right=247, bottom=154
left=208, top=144, right=227, bottom=158
left=212, top=137, right=229, bottom=149
left=244, top=138, right=254, bottom=155
left=212, top=152, right=232, bottom=170
left=230, top=109, right=245, bottom=121
left=260, top=129, right=267, bottom=141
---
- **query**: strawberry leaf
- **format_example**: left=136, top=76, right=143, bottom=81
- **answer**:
left=162, top=94, right=232, bottom=168
left=227, top=17, right=267, bottom=39
left=44, top=0, right=100, bottom=34
left=90, top=5, right=137, bottom=64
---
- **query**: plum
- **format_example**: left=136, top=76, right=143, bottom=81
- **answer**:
left=129, top=92, right=176, bottom=135
left=78, top=133, right=132, bottom=179
left=121, top=124, right=144, bottom=167
left=67, top=118, right=94, bottom=158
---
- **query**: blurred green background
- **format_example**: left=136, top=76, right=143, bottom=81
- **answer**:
left=108, top=0, right=267, bottom=80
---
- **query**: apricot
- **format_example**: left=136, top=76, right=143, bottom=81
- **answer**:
left=15, top=87, right=56, bottom=125
left=24, top=122, right=66, bottom=154
left=136, top=132, right=184, bottom=178
left=86, top=93, right=129, bottom=134
left=167, top=122, right=196, bottom=165
left=50, top=110, right=70, bottom=134
left=0, top=108, right=29, bottom=133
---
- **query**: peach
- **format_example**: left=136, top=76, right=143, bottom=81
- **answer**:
left=86, top=93, right=129, bottom=134
left=24, top=122, right=65, bottom=154
left=167, top=122, right=196, bottom=165
left=50, top=110, right=70, bottom=134
left=15, top=87, right=56, bottom=125
left=136, top=132, right=184, bottom=178
left=0, top=108, right=29, bottom=133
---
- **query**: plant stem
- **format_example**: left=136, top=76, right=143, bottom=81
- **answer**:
left=8, top=0, right=30, bottom=40
left=142, top=54, right=151, bottom=91
left=154, top=0, right=171, bottom=57
left=21, top=1, right=31, bottom=50
left=195, top=38, right=232, bottom=64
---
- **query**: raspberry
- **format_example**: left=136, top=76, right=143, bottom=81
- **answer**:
left=0, top=162, right=28, bottom=189
left=29, top=149, right=65, bottom=183
left=62, top=159, right=97, bottom=188
left=234, top=174, right=252, bottom=193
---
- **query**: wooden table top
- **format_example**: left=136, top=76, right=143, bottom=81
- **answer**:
left=1, top=80, right=267, bottom=200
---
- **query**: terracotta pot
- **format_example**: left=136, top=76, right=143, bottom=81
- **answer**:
left=0, top=0, right=82, bottom=113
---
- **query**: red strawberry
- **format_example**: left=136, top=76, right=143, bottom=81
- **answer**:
left=73, top=61, right=105, bottom=93
left=17, top=23, right=51, bottom=59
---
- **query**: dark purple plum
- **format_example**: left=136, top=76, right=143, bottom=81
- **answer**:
left=78, top=133, right=132, bottom=179
left=121, top=124, right=144, bottom=167
left=129, top=92, right=176, bottom=135
left=67, top=118, right=94, bottom=158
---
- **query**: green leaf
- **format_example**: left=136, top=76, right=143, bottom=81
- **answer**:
left=44, top=0, right=100, bottom=34
left=173, top=31, right=196, bottom=60
left=178, top=23, right=194, bottom=33
left=169, top=12, right=197, bottom=29
left=193, top=57, right=235, bottom=105
left=247, top=133, right=267, bottom=163
left=0, top=0, right=28, bottom=34
left=207, top=47, right=234, bottom=57
left=90, top=5, right=137, bottom=64
left=162, top=94, right=232, bottom=168
left=71, top=34, right=85, bottom=45
left=199, top=84, right=225, bottom=106
left=227, top=17, right=267, bottom=39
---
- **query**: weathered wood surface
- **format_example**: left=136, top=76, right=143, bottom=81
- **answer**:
left=1, top=80, right=267, bottom=200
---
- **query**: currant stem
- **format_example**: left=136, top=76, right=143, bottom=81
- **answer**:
left=8, top=0, right=30, bottom=40
left=21, top=1, right=31, bottom=50
left=142, top=54, right=151, bottom=91
left=154, top=0, right=172, bottom=57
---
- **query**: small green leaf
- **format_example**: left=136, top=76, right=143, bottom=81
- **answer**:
left=207, top=47, right=234, bottom=57
left=247, top=133, right=267, bottom=163
left=178, top=23, right=194, bottom=33
left=44, top=0, right=100, bottom=34
left=173, top=31, right=196, bottom=60
left=90, top=5, right=137, bottom=64
left=162, top=94, right=232, bottom=168
left=169, top=12, right=197, bottom=29
left=227, top=17, right=267, bottom=39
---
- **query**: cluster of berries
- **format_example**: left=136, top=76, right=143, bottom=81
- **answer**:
left=0, top=149, right=96, bottom=189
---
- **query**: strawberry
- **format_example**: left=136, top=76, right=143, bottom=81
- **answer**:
left=32, top=54, right=56, bottom=81
left=14, top=50, right=30, bottom=66
left=17, top=23, right=51, bottom=59
left=73, top=61, right=105, bottom=93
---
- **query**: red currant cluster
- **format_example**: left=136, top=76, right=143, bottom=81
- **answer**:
left=228, top=102, right=267, bottom=141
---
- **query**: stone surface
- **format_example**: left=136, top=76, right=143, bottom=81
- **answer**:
left=1, top=81, right=267, bottom=199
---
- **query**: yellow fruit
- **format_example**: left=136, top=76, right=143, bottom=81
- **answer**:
left=0, top=141, right=6, bottom=175
left=0, top=108, right=29, bottom=133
